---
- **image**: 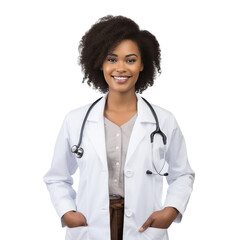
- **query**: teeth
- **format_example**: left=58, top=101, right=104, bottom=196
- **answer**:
left=114, top=77, right=129, bottom=80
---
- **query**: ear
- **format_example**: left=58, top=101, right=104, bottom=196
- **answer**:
left=140, top=63, right=144, bottom=72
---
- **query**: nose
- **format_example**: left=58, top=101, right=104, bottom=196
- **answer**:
left=116, top=61, right=126, bottom=73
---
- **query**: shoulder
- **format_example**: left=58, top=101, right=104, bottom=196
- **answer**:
left=63, top=103, right=92, bottom=126
left=68, top=103, right=92, bottom=117
left=138, top=94, right=173, bottom=120
left=151, top=103, right=173, bottom=118
left=148, top=103, right=183, bottom=146
left=138, top=94, right=178, bottom=131
left=150, top=102, right=178, bottom=129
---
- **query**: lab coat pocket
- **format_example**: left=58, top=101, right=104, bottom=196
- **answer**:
left=143, top=227, right=168, bottom=240
left=66, top=226, right=88, bottom=240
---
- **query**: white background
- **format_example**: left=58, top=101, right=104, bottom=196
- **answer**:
left=0, top=0, right=239, bottom=239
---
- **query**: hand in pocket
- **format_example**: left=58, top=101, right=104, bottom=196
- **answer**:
left=139, top=207, right=178, bottom=232
left=63, top=211, right=88, bottom=228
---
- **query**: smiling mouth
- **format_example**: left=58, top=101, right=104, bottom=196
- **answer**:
left=112, top=75, right=131, bottom=83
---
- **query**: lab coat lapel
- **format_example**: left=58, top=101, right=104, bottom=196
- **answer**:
left=85, top=93, right=155, bottom=169
left=125, top=94, right=155, bottom=166
left=85, top=94, right=108, bottom=169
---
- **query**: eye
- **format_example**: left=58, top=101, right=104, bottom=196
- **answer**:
left=107, top=57, right=117, bottom=63
left=127, top=59, right=137, bottom=63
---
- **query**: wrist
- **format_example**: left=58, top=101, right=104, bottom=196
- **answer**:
left=63, top=210, right=76, bottom=217
left=163, top=207, right=179, bottom=219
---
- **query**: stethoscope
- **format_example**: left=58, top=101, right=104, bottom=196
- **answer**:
left=71, top=97, right=168, bottom=177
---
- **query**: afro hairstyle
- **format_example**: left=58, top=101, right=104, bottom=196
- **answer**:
left=78, top=15, right=161, bottom=93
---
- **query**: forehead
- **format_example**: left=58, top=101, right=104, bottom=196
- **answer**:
left=109, top=39, right=140, bottom=55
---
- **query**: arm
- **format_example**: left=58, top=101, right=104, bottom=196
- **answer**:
left=43, top=114, right=84, bottom=227
left=139, top=116, right=195, bottom=231
left=163, top=117, right=195, bottom=223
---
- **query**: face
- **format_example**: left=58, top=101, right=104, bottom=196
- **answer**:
left=101, top=39, right=144, bottom=94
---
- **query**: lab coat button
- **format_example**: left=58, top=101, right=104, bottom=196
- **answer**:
left=125, top=209, right=132, bottom=217
left=125, top=170, right=134, bottom=177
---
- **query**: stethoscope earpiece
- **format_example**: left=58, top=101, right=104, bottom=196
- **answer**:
left=146, top=170, right=168, bottom=176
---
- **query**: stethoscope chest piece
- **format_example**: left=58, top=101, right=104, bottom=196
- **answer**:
left=71, top=145, right=84, bottom=158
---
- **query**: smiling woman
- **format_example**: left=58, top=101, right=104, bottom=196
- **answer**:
left=44, top=15, right=195, bottom=240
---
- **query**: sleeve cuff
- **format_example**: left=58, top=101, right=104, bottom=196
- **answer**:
left=163, top=193, right=187, bottom=223
left=56, top=201, right=77, bottom=228
left=163, top=204, right=183, bottom=223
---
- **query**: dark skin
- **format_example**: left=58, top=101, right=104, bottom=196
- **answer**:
left=63, top=40, right=179, bottom=229
left=63, top=211, right=88, bottom=228
left=139, top=207, right=179, bottom=231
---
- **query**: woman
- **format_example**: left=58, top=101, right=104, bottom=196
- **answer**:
left=44, top=15, right=195, bottom=240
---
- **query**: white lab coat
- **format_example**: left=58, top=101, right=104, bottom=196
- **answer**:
left=44, top=93, right=195, bottom=240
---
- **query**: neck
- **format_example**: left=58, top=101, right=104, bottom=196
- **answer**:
left=105, top=90, right=137, bottom=112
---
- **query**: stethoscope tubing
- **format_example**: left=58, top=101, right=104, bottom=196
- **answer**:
left=71, top=96, right=168, bottom=176
left=71, top=97, right=103, bottom=158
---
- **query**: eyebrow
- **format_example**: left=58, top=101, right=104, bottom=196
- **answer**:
left=108, top=53, right=138, bottom=58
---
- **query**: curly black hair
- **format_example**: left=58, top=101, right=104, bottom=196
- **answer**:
left=78, top=15, right=161, bottom=93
